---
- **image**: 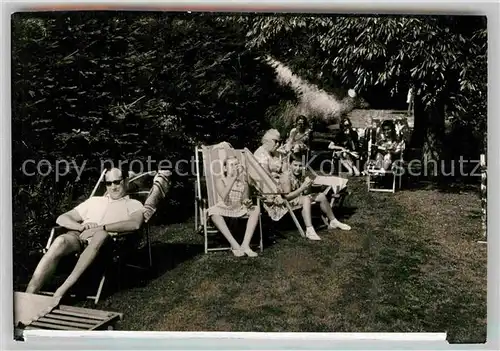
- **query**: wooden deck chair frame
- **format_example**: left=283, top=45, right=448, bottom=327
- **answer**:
left=243, top=148, right=346, bottom=238
left=366, top=119, right=406, bottom=193
left=41, top=170, right=154, bottom=304
left=194, top=145, right=263, bottom=254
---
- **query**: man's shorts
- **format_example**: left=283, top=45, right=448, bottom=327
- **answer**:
left=64, top=230, right=96, bottom=253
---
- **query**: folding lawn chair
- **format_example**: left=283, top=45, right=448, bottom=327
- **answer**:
left=244, top=148, right=348, bottom=237
left=41, top=169, right=171, bottom=304
left=194, top=144, right=263, bottom=254
left=365, top=118, right=408, bottom=193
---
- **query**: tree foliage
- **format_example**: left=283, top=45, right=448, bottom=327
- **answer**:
left=230, top=15, right=487, bottom=156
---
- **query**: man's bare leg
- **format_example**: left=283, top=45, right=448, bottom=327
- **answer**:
left=241, top=206, right=260, bottom=257
left=26, top=233, right=81, bottom=294
left=53, top=229, right=109, bottom=298
left=210, top=215, right=243, bottom=256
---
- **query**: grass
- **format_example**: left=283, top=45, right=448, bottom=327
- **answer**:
left=71, top=178, right=486, bottom=342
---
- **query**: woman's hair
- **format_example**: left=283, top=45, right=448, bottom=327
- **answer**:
left=340, top=117, right=352, bottom=131
left=295, top=115, right=308, bottom=126
left=262, top=129, right=281, bottom=144
left=380, top=120, right=397, bottom=140
left=223, top=155, right=238, bottom=168
left=290, top=152, right=304, bottom=164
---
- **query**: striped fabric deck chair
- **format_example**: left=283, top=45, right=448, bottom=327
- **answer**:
left=41, top=169, right=171, bottom=304
left=244, top=148, right=348, bottom=237
left=194, top=144, right=263, bottom=254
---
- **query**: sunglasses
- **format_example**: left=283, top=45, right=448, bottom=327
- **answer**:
left=104, top=179, right=123, bottom=186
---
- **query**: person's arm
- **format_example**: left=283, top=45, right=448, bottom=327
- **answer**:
left=302, top=128, right=312, bottom=143
left=285, top=128, right=298, bottom=151
left=241, top=181, right=254, bottom=207
left=254, top=149, right=271, bottom=174
left=394, top=140, right=405, bottom=153
left=103, top=210, right=144, bottom=233
left=282, top=175, right=312, bottom=201
left=56, top=209, right=85, bottom=231
left=214, top=173, right=239, bottom=202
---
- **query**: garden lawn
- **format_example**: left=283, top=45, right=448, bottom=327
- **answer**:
left=92, top=179, right=486, bottom=343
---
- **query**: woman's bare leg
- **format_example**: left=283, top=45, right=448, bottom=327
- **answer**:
left=241, top=206, right=260, bottom=257
left=383, top=153, right=393, bottom=170
left=210, top=215, right=242, bottom=252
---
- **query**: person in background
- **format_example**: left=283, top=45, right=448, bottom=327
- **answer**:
left=330, top=117, right=361, bottom=176
left=285, top=115, right=312, bottom=159
left=374, top=120, right=404, bottom=171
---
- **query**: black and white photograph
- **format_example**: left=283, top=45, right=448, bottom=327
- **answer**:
left=11, top=12, right=487, bottom=342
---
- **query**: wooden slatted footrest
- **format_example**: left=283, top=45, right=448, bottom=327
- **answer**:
left=15, top=292, right=123, bottom=333
left=26, top=304, right=122, bottom=331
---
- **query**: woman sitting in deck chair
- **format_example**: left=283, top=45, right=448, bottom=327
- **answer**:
left=330, top=117, right=361, bottom=176
left=285, top=115, right=311, bottom=159
left=254, top=129, right=287, bottom=184
left=373, top=120, right=405, bottom=171
left=280, top=156, right=351, bottom=241
left=208, top=146, right=260, bottom=257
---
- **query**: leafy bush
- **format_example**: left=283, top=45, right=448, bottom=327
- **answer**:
left=11, top=12, right=297, bottom=285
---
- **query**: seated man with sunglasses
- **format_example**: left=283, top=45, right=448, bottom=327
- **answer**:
left=26, top=168, right=144, bottom=299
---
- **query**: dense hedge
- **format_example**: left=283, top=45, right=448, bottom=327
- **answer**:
left=11, top=12, right=297, bottom=284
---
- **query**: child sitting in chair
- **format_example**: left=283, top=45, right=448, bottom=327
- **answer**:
left=280, top=156, right=351, bottom=241
left=208, top=146, right=260, bottom=257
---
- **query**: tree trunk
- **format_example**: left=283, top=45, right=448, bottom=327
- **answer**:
left=410, top=96, right=445, bottom=178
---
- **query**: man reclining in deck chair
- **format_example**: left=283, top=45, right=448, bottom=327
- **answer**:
left=26, top=168, right=144, bottom=299
left=280, top=156, right=351, bottom=241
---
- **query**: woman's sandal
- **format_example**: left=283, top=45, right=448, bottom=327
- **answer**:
left=231, top=248, right=245, bottom=257
left=241, top=247, right=258, bottom=257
